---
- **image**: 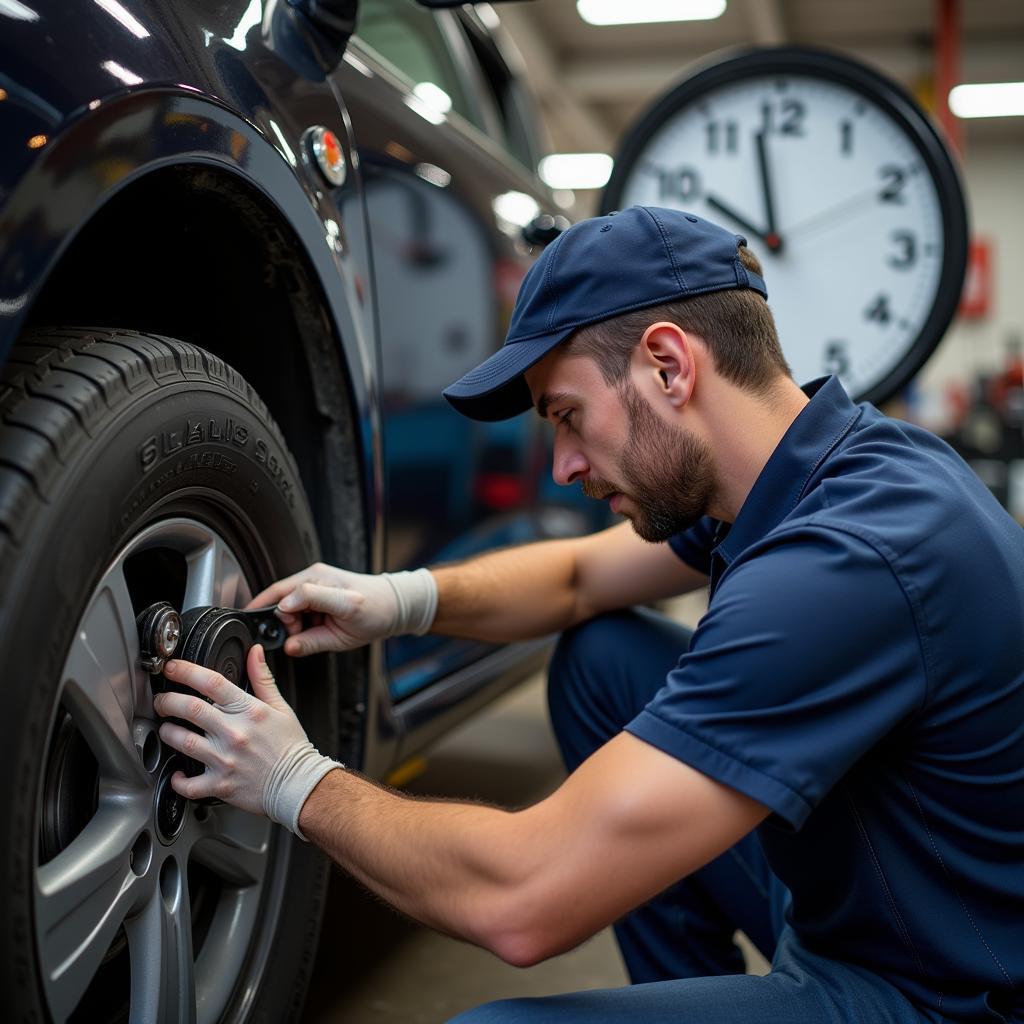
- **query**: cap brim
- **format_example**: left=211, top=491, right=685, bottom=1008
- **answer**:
left=443, top=327, right=575, bottom=422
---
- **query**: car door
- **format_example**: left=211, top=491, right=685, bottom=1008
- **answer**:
left=334, top=0, right=557, bottom=698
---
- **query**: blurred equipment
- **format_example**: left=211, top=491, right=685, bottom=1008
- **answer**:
left=943, top=337, right=1024, bottom=521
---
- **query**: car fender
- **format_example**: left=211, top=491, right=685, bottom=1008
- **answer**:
left=3, top=85, right=374, bottom=398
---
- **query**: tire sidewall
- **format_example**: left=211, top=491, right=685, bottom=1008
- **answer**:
left=2, top=371, right=335, bottom=1022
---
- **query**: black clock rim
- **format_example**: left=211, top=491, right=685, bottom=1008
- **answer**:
left=601, top=45, right=969, bottom=408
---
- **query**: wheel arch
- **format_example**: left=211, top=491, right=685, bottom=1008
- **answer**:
left=3, top=90, right=381, bottom=765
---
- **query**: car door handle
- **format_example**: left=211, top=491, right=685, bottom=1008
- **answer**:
left=522, top=214, right=570, bottom=247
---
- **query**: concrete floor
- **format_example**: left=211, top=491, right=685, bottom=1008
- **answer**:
left=303, top=594, right=768, bottom=1023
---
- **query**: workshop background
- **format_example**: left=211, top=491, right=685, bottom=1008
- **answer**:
left=306, top=2, right=1024, bottom=1021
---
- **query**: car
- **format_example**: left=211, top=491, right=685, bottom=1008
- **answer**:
left=0, top=1, right=599, bottom=1019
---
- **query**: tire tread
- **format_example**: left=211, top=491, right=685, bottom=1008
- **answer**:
left=0, top=326, right=292, bottom=580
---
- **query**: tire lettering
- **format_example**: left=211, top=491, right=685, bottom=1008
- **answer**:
left=140, top=418, right=250, bottom=471
left=140, top=435, right=158, bottom=471
left=162, top=430, right=183, bottom=457
left=254, top=436, right=294, bottom=508
left=121, top=453, right=240, bottom=529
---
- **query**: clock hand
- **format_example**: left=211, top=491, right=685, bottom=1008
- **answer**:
left=705, top=194, right=782, bottom=254
left=785, top=184, right=890, bottom=241
left=754, top=132, right=783, bottom=251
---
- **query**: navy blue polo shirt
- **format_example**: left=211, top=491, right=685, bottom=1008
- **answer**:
left=625, top=376, right=1024, bottom=1020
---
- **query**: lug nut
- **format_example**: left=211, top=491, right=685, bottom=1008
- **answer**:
left=258, top=621, right=281, bottom=643
left=159, top=616, right=181, bottom=655
left=137, top=602, right=184, bottom=674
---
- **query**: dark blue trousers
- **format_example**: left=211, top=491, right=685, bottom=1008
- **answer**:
left=450, top=609, right=929, bottom=1023
left=546, top=607, right=786, bottom=983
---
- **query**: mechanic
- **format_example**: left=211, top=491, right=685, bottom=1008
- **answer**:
left=154, top=207, right=1024, bottom=1023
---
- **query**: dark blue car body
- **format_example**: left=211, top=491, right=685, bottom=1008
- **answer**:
left=0, top=0, right=603, bottom=777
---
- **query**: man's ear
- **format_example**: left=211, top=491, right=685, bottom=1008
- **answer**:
left=636, top=322, right=695, bottom=408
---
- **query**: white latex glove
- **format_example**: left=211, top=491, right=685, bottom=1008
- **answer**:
left=245, top=562, right=437, bottom=657
left=155, top=644, right=341, bottom=839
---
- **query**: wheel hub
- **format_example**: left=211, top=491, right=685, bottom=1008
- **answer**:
left=155, top=759, right=190, bottom=844
left=36, top=517, right=285, bottom=1023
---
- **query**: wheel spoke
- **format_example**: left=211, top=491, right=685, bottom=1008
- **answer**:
left=62, top=560, right=153, bottom=783
left=184, top=536, right=244, bottom=611
left=63, top=644, right=148, bottom=788
left=36, top=807, right=147, bottom=1020
left=188, top=804, right=270, bottom=888
left=126, top=859, right=197, bottom=1024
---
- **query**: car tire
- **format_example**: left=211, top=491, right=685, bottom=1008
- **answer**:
left=0, top=327, right=340, bottom=1023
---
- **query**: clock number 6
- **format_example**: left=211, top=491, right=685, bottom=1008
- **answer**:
left=825, top=341, right=850, bottom=377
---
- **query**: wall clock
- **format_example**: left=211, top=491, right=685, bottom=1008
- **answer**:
left=602, top=46, right=968, bottom=405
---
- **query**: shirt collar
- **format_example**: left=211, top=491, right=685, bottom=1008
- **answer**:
left=714, top=376, right=862, bottom=566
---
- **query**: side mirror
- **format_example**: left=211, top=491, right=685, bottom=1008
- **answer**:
left=289, top=0, right=357, bottom=53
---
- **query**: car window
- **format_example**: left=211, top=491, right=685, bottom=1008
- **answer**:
left=456, top=13, right=543, bottom=171
left=356, top=0, right=480, bottom=131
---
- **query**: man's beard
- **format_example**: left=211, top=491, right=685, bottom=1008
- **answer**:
left=583, top=384, right=715, bottom=542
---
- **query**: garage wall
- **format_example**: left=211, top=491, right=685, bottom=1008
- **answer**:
left=916, top=138, right=1024, bottom=432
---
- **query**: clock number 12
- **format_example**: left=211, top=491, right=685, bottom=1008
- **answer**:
left=760, top=99, right=806, bottom=136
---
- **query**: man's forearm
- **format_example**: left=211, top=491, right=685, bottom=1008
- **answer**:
left=430, top=537, right=582, bottom=642
left=298, top=769, right=533, bottom=958
left=427, top=524, right=708, bottom=644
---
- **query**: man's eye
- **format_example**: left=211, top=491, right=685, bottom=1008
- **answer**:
left=557, top=410, right=575, bottom=430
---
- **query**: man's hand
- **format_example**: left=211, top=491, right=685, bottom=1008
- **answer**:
left=245, top=562, right=437, bottom=656
left=154, top=645, right=340, bottom=837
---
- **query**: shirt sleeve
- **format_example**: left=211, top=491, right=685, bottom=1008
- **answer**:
left=667, top=516, right=719, bottom=575
left=626, top=527, right=926, bottom=829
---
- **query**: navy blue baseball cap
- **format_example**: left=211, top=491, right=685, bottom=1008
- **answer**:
left=443, top=206, right=768, bottom=422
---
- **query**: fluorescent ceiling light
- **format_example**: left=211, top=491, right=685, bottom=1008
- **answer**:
left=949, top=82, right=1024, bottom=118
left=94, top=0, right=149, bottom=38
left=493, top=190, right=540, bottom=228
left=0, top=0, right=38, bottom=21
left=415, top=162, right=452, bottom=188
left=413, top=81, right=452, bottom=114
left=539, top=153, right=613, bottom=190
left=225, top=0, right=261, bottom=51
left=102, top=60, right=143, bottom=86
left=577, top=0, right=725, bottom=26
left=475, top=3, right=501, bottom=30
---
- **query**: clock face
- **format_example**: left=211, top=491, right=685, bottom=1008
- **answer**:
left=604, top=49, right=967, bottom=405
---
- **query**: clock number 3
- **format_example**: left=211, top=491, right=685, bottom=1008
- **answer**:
left=888, top=230, right=917, bottom=269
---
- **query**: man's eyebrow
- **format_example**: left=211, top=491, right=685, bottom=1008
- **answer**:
left=536, top=391, right=574, bottom=420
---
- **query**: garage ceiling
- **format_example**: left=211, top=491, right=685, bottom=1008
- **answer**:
left=496, top=0, right=1024, bottom=157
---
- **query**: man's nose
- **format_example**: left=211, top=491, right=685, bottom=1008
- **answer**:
left=552, top=436, right=588, bottom=486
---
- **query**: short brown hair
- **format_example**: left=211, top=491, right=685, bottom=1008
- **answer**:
left=564, top=245, right=790, bottom=394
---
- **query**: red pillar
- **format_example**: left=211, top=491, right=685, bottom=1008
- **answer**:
left=935, top=0, right=963, bottom=156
